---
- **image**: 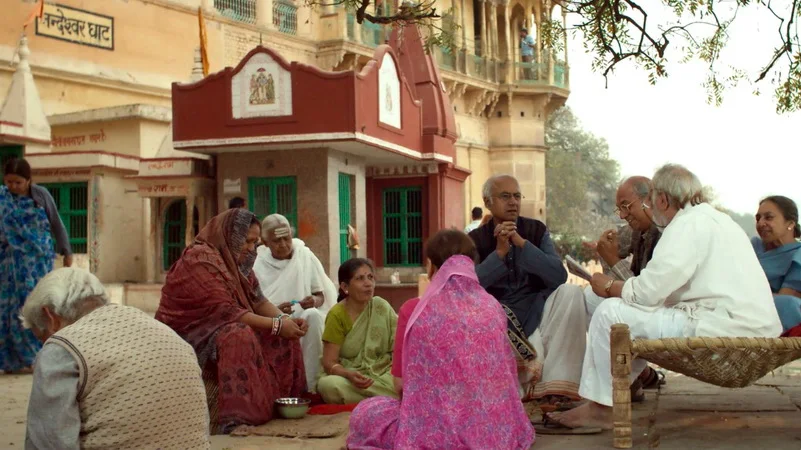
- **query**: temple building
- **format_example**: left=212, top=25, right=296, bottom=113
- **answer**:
left=1, top=0, right=569, bottom=308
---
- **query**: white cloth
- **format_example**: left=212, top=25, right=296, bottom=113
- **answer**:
left=519, top=284, right=588, bottom=399
left=253, top=238, right=338, bottom=391
left=464, top=220, right=481, bottom=233
left=620, top=203, right=782, bottom=338
left=583, top=284, right=606, bottom=320
left=579, top=298, right=695, bottom=406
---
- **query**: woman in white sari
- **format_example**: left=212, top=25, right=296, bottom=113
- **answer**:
left=253, top=214, right=338, bottom=391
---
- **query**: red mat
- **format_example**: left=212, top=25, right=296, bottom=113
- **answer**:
left=308, top=403, right=358, bottom=415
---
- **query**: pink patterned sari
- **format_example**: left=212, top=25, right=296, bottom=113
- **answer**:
left=347, top=255, right=534, bottom=449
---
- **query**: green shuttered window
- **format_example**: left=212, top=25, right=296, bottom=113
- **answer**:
left=338, top=173, right=352, bottom=263
left=382, top=187, right=423, bottom=266
left=163, top=200, right=187, bottom=270
left=248, top=176, right=298, bottom=229
left=41, top=182, right=89, bottom=254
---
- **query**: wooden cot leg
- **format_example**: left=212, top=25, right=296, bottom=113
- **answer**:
left=611, top=323, right=633, bottom=449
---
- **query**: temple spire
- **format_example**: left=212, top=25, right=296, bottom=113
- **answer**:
left=0, top=34, right=51, bottom=152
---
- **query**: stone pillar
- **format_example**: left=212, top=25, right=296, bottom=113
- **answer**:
left=185, top=195, right=196, bottom=247
left=460, top=0, right=467, bottom=45
left=490, top=3, right=498, bottom=59
left=256, top=0, right=272, bottom=28
left=504, top=5, right=512, bottom=83
left=479, top=0, right=487, bottom=57
left=143, top=197, right=157, bottom=283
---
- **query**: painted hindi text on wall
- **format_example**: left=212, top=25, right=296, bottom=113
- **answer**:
left=35, top=3, right=114, bottom=51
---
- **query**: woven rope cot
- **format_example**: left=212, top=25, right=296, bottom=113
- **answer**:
left=610, top=324, right=801, bottom=449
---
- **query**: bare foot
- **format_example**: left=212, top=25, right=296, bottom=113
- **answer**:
left=548, top=402, right=613, bottom=430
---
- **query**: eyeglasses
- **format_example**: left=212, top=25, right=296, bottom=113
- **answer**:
left=614, top=198, right=642, bottom=216
left=494, top=192, right=525, bottom=203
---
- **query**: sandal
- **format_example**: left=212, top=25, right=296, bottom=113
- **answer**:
left=639, top=366, right=666, bottom=390
left=533, top=413, right=604, bottom=435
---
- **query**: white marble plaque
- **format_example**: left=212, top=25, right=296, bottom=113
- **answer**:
left=378, top=53, right=401, bottom=129
left=231, top=52, right=293, bottom=119
left=223, top=178, right=241, bottom=194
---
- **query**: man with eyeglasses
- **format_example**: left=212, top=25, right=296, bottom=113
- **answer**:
left=587, top=176, right=661, bottom=312
left=468, top=174, right=588, bottom=408
left=549, top=163, right=781, bottom=431
left=586, top=176, right=665, bottom=399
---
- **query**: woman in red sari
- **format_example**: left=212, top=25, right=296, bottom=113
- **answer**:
left=156, top=208, right=308, bottom=434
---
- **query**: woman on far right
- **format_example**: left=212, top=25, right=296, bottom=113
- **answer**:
left=752, top=195, right=801, bottom=333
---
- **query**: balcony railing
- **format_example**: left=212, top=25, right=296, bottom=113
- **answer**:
left=438, top=47, right=456, bottom=71
left=273, top=1, right=298, bottom=35
left=214, top=0, right=256, bottom=24
left=332, top=14, right=568, bottom=90
left=472, top=55, right=486, bottom=79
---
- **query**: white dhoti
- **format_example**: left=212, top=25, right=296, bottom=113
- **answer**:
left=521, top=284, right=589, bottom=400
left=578, top=298, right=697, bottom=406
left=252, top=238, right=338, bottom=393
left=583, top=284, right=607, bottom=318
left=295, top=308, right=325, bottom=392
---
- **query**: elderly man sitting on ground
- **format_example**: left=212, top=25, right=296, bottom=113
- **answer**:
left=468, top=174, right=588, bottom=407
left=22, top=268, right=209, bottom=450
left=549, top=164, right=782, bottom=431
left=254, top=213, right=337, bottom=392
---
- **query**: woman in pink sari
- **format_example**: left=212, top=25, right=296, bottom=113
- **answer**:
left=347, top=229, right=534, bottom=449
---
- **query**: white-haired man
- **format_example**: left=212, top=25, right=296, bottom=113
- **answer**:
left=253, top=214, right=337, bottom=392
left=550, top=164, right=782, bottom=430
left=22, top=268, right=209, bottom=450
left=468, top=174, right=588, bottom=406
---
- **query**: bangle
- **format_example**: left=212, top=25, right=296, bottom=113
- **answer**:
left=276, top=313, right=289, bottom=321
left=271, top=317, right=280, bottom=336
left=604, top=279, right=615, bottom=294
left=330, top=363, right=343, bottom=374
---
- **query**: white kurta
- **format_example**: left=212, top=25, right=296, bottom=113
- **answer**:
left=579, top=203, right=782, bottom=406
left=253, top=239, right=338, bottom=392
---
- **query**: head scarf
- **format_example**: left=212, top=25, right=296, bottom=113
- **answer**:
left=156, top=208, right=262, bottom=367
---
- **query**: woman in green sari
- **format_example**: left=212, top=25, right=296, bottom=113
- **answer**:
left=318, top=258, right=398, bottom=404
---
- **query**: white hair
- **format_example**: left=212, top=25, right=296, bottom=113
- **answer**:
left=261, top=213, right=294, bottom=239
left=22, top=268, right=109, bottom=331
left=481, top=174, right=518, bottom=205
left=651, top=163, right=707, bottom=208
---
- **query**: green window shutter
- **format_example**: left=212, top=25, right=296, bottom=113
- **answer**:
left=163, top=200, right=187, bottom=270
left=382, top=186, right=423, bottom=266
left=40, top=182, right=89, bottom=253
left=338, top=173, right=352, bottom=263
left=0, top=145, right=24, bottom=183
left=248, top=176, right=298, bottom=230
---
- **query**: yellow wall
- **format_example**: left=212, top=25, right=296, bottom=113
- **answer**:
left=1, top=0, right=565, bottom=282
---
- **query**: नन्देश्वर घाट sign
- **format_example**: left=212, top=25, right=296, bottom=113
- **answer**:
left=35, top=3, right=114, bottom=51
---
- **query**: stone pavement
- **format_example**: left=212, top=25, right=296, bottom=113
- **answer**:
left=2, top=362, right=800, bottom=449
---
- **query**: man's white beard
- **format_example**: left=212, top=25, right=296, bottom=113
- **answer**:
left=651, top=207, right=670, bottom=230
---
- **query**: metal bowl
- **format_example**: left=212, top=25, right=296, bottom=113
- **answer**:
left=274, top=397, right=311, bottom=419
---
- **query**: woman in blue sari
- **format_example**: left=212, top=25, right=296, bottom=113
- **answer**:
left=1, top=159, right=56, bottom=373
left=752, top=195, right=801, bottom=333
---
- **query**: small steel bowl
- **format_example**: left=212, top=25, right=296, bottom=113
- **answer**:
left=274, top=397, right=311, bottom=419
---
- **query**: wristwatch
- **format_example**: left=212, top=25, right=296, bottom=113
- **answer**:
left=604, top=279, right=615, bottom=295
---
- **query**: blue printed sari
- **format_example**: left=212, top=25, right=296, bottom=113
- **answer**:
left=752, top=236, right=801, bottom=333
left=0, top=186, right=55, bottom=371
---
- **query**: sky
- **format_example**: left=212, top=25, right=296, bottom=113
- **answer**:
left=562, top=2, right=800, bottom=215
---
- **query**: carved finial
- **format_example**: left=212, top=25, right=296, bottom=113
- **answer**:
left=191, top=47, right=203, bottom=81
left=17, top=34, right=31, bottom=73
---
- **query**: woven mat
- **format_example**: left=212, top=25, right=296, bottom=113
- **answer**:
left=230, top=412, right=350, bottom=438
